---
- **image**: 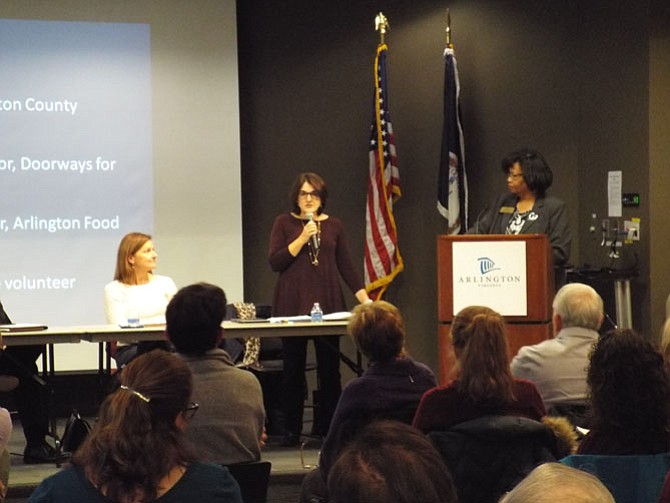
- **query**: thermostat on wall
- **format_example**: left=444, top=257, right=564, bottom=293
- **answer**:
left=622, top=193, right=640, bottom=207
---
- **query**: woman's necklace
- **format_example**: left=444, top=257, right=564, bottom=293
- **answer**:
left=302, top=219, right=321, bottom=266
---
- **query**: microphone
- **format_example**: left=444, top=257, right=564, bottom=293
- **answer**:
left=471, top=205, right=490, bottom=235
left=306, top=212, right=319, bottom=250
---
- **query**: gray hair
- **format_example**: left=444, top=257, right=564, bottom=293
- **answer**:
left=552, top=283, right=603, bottom=330
left=499, top=463, right=614, bottom=503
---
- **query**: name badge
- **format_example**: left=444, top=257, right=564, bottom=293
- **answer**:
left=528, top=212, right=539, bottom=221
left=499, top=206, right=514, bottom=214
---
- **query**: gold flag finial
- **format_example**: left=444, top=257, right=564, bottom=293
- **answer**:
left=446, top=8, right=452, bottom=46
left=375, top=12, right=389, bottom=44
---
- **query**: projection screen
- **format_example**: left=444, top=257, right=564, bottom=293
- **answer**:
left=0, top=2, right=243, bottom=369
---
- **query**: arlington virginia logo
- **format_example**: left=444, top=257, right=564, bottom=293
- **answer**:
left=456, top=256, right=522, bottom=288
left=478, top=256, right=500, bottom=274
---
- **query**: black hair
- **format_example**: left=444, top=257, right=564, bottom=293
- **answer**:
left=166, top=282, right=227, bottom=354
left=501, top=148, right=553, bottom=198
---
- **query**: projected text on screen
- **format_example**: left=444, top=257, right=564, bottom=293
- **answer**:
left=0, top=19, right=152, bottom=325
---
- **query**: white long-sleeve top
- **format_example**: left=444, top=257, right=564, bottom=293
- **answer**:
left=103, top=275, right=177, bottom=326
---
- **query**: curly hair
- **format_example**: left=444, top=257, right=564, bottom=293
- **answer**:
left=587, top=328, right=670, bottom=433
left=451, top=305, right=515, bottom=407
left=73, top=351, right=196, bottom=502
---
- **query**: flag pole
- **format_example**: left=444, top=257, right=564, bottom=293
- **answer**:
left=445, top=8, right=452, bottom=46
left=375, top=12, right=389, bottom=44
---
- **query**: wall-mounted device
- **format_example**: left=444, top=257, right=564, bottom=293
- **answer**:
left=622, top=193, right=640, bottom=207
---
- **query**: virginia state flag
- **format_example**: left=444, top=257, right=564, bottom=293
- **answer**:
left=437, top=45, right=467, bottom=234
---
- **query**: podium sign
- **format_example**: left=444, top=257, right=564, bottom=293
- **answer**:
left=437, top=234, right=555, bottom=383
left=452, top=241, right=527, bottom=316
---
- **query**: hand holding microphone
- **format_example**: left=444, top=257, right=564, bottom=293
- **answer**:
left=305, top=212, right=320, bottom=251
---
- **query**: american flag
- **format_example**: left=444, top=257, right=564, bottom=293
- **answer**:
left=437, top=45, right=467, bottom=234
left=364, top=43, right=403, bottom=300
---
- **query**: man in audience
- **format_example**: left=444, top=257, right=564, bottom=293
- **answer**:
left=166, top=282, right=266, bottom=464
left=511, top=283, right=603, bottom=419
left=0, top=300, right=58, bottom=464
left=499, top=462, right=614, bottom=503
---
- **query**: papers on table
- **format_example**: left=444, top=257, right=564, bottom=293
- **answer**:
left=268, top=311, right=352, bottom=323
left=0, top=323, right=48, bottom=332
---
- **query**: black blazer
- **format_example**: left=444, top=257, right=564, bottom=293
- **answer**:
left=470, top=193, right=571, bottom=266
left=0, top=301, right=10, bottom=325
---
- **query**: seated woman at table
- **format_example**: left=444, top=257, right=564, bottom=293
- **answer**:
left=28, top=350, right=243, bottom=503
left=103, top=232, right=177, bottom=367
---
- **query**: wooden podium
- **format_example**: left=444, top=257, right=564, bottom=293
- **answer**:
left=437, top=234, right=555, bottom=385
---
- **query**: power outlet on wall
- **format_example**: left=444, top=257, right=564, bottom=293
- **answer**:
left=624, top=219, right=640, bottom=241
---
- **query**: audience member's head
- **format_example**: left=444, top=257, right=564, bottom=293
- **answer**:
left=451, top=305, right=515, bottom=407
left=73, top=350, right=196, bottom=502
left=499, top=462, right=614, bottom=503
left=588, top=328, right=670, bottom=432
left=552, top=283, right=604, bottom=331
left=348, top=300, right=406, bottom=363
left=327, top=420, right=458, bottom=503
left=166, top=283, right=227, bottom=355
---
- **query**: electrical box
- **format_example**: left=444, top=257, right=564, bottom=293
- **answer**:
left=622, top=193, right=640, bottom=207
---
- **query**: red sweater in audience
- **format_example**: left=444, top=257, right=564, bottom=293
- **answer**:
left=412, top=378, right=546, bottom=433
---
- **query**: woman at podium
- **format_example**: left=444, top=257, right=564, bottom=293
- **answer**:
left=470, top=148, right=571, bottom=270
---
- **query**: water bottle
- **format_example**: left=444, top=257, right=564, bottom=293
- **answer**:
left=126, top=307, right=141, bottom=328
left=310, top=302, right=323, bottom=323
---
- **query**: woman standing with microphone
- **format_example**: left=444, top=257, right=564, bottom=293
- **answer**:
left=269, top=172, right=370, bottom=446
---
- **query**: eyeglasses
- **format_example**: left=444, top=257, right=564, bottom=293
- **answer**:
left=298, top=190, right=320, bottom=199
left=183, top=402, right=199, bottom=420
left=507, top=172, right=524, bottom=180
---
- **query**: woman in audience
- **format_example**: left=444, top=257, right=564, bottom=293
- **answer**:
left=28, top=350, right=243, bottom=503
left=578, top=328, right=670, bottom=454
left=500, top=462, right=614, bottom=503
left=413, top=305, right=546, bottom=433
left=300, top=301, right=436, bottom=502
left=327, top=420, right=458, bottom=503
left=104, top=232, right=177, bottom=366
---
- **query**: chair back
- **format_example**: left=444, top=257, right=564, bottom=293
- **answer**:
left=225, top=460, right=272, bottom=503
left=428, top=415, right=558, bottom=503
left=561, top=452, right=670, bottom=503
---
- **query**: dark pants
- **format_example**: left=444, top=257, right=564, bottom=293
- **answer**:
left=0, top=345, right=49, bottom=446
left=281, top=335, right=341, bottom=437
